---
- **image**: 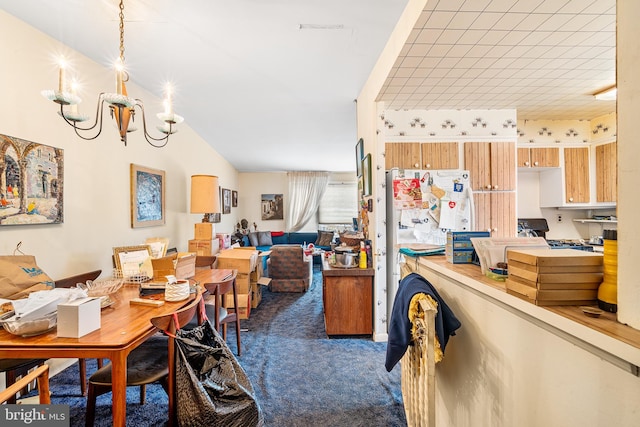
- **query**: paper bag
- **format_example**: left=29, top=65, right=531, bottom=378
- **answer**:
left=0, top=255, right=55, bottom=300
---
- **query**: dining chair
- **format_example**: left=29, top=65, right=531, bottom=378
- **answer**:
left=85, top=293, right=203, bottom=427
left=0, top=358, right=47, bottom=404
left=186, top=269, right=242, bottom=355
left=0, top=364, right=51, bottom=405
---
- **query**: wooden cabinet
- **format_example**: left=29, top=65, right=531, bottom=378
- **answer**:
left=518, top=147, right=559, bottom=168
left=464, top=142, right=516, bottom=191
left=322, top=261, right=373, bottom=336
left=595, top=142, right=617, bottom=203
left=472, top=192, right=516, bottom=238
left=420, top=142, right=459, bottom=169
left=385, top=142, right=421, bottom=169
left=564, top=147, right=590, bottom=204
left=464, top=142, right=516, bottom=237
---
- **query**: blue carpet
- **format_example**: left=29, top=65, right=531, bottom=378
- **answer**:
left=49, top=266, right=406, bottom=426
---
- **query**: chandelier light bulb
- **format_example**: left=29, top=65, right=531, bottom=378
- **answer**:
left=58, top=57, right=67, bottom=93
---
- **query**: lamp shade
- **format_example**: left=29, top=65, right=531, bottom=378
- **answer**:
left=190, top=175, right=220, bottom=214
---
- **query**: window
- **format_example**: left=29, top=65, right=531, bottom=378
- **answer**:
left=318, top=182, right=358, bottom=225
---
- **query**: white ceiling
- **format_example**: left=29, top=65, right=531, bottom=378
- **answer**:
left=379, top=0, right=616, bottom=120
left=0, top=0, right=616, bottom=172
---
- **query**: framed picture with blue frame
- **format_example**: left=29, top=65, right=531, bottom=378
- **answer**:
left=355, top=138, right=364, bottom=177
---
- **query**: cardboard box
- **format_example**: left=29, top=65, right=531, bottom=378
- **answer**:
left=250, top=277, right=271, bottom=308
left=223, top=293, right=251, bottom=319
left=235, top=273, right=251, bottom=294
left=446, top=231, right=490, bottom=264
left=188, top=239, right=220, bottom=256
left=506, top=248, right=603, bottom=268
left=505, top=249, right=603, bottom=306
left=151, top=252, right=196, bottom=280
left=57, top=297, right=101, bottom=338
left=217, top=249, right=259, bottom=274
left=194, top=223, right=213, bottom=240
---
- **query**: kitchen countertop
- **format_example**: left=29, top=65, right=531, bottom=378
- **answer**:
left=406, top=255, right=640, bottom=371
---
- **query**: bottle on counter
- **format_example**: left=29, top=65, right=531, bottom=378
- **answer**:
left=359, top=241, right=367, bottom=269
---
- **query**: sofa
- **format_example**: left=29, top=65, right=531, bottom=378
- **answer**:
left=267, top=245, right=311, bottom=292
left=241, top=230, right=334, bottom=268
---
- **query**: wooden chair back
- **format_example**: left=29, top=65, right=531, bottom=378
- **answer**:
left=55, top=270, right=102, bottom=288
left=0, top=364, right=51, bottom=405
left=150, top=292, right=204, bottom=426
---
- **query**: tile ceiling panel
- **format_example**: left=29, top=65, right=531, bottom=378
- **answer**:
left=377, top=0, right=616, bottom=121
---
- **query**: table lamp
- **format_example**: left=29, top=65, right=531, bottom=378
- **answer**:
left=190, top=175, right=220, bottom=240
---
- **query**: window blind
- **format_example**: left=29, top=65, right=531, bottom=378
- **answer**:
left=318, top=182, right=358, bottom=224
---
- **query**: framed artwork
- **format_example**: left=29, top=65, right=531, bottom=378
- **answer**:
left=0, top=133, right=64, bottom=226
left=232, top=190, right=238, bottom=207
left=130, top=164, right=165, bottom=228
left=261, top=194, right=283, bottom=220
left=113, top=245, right=153, bottom=278
left=145, top=237, right=170, bottom=258
left=362, top=153, right=372, bottom=196
left=355, top=138, right=364, bottom=177
left=222, top=188, right=231, bottom=214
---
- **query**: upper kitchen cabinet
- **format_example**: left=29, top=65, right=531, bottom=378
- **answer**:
left=540, top=146, right=591, bottom=207
left=518, top=147, right=559, bottom=168
left=420, top=142, right=459, bottom=169
left=464, top=142, right=516, bottom=191
left=595, top=142, right=617, bottom=203
left=385, top=142, right=421, bottom=169
left=464, top=141, right=516, bottom=238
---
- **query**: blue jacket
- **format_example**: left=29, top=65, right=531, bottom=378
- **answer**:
left=385, top=273, right=461, bottom=372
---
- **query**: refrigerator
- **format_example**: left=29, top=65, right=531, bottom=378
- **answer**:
left=385, top=168, right=474, bottom=327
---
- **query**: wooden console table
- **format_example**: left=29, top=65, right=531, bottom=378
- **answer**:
left=321, top=259, right=374, bottom=336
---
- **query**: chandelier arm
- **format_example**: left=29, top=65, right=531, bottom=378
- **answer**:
left=133, top=100, right=171, bottom=148
left=58, top=94, right=108, bottom=141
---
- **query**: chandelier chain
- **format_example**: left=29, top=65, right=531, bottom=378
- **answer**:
left=118, top=0, right=125, bottom=64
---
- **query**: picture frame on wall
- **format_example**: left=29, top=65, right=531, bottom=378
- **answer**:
left=362, top=153, right=372, bottom=196
left=130, top=164, right=165, bottom=228
left=355, top=138, right=364, bottom=177
left=222, top=188, right=232, bottom=214
left=261, top=194, right=283, bottom=220
left=0, top=133, right=64, bottom=226
left=232, top=190, right=238, bottom=207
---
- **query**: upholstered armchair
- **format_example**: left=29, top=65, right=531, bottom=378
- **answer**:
left=267, top=245, right=311, bottom=292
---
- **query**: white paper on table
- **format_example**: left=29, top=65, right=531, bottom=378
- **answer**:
left=12, top=288, right=87, bottom=320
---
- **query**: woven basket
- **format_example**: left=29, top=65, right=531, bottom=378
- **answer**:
left=339, top=232, right=364, bottom=247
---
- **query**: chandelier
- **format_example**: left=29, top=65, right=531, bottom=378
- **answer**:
left=41, top=0, right=183, bottom=147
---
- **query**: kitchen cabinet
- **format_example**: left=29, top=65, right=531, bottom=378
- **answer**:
left=539, top=146, right=590, bottom=207
left=385, top=142, right=421, bottom=169
left=518, top=147, right=559, bottom=168
left=420, top=142, right=459, bottom=169
left=464, top=142, right=516, bottom=191
left=564, top=147, right=590, bottom=204
left=464, top=142, right=516, bottom=238
left=473, top=191, right=517, bottom=237
left=595, top=142, right=617, bottom=203
left=322, top=260, right=374, bottom=336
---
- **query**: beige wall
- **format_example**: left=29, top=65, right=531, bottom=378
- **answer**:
left=617, top=0, right=640, bottom=328
left=0, top=10, right=238, bottom=278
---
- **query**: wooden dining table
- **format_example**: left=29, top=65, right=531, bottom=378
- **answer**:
left=0, top=268, right=233, bottom=427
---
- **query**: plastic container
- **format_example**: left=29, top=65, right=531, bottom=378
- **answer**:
left=1, top=311, right=57, bottom=337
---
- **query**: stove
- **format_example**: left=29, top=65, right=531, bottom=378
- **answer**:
left=518, top=218, right=594, bottom=252
left=546, top=240, right=594, bottom=252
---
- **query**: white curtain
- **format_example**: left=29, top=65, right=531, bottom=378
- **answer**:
left=286, top=171, right=330, bottom=232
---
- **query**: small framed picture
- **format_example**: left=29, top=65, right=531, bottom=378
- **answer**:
left=232, top=190, right=238, bottom=207
left=362, top=153, right=372, bottom=196
left=355, top=138, right=364, bottom=177
left=222, top=188, right=231, bottom=214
